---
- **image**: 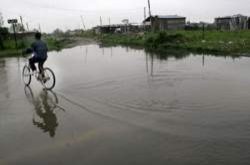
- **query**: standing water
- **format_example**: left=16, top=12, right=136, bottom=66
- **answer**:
left=0, top=44, right=250, bottom=165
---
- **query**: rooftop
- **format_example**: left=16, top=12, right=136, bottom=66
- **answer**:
left=215, top=14, right=247, bottom=20
left=144, top=15, right=186, bottom=22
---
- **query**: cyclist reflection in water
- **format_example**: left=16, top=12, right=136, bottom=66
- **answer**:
left=32, top=91, right=58, bottom=137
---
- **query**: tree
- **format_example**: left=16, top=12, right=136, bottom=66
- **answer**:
left=0, top=12, right=4, bottom=27
left=52, top=28, right=64, bottom=37
left=122, top=19, right=129, bottom=25
left=0, top=12, right=4, bottom=49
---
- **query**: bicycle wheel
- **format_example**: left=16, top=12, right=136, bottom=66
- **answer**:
left=24, top=86, right=34, bottom=103
left=43, top=68, right=56, bottom=90
left=22, top=65, right=32, bottom=86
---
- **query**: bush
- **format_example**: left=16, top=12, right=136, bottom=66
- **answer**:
left=0, top=27, right=9, bottom=39
left=145, top=31, right=188, bottom=48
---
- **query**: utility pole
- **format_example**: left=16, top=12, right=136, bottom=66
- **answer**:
left=38, top=24, right=41, bottom=32
left=202, top=23, right=205, bottom=40
left=147, top=0, right=152, bottom=30
left=26, top=23, right=29, bottom=31
left=148, top=0, right=152, bottom=17
left=19, top=16, right=25, bottom=32
left=80, top=15, right=86, bottom=30
left=13, top=23, right=17, bottom=49
left=100, top=16, right=103, bottom=26
left=109, top=17, right=111, bottom=26
left=144, top=7, right=147, bottom=20
left=7, top=19, right=18, bottom=49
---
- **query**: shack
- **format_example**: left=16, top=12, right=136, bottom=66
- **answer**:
left=143, top=15, right=186, bottom=31
left=215, top=14, right=248, bottom=31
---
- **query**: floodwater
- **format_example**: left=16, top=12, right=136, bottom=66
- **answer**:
left=0, top=44, right=250, bottom=165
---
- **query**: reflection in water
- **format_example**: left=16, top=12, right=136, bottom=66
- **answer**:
left=0, top=59, right=10, bottom=99
left=144, top=48, right=244, bottom=76
left=110, top=47, right=113, bottom=57
left=145, top=52, right=155, bottom=77
left=85, top=47, right=88, bottom=63
left=202, top=54, right=205, bottom=67
left=24, top=87, right=63, bottom=138
left=145, top=48, right=190, bottom=61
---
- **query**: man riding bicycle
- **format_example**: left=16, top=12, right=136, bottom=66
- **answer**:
left=22, top=32, right=55, bottom=90
left=25, top=32, right=48, bottom=79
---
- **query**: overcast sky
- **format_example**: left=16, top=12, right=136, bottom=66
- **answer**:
left=1, top=0, right=250, bottom=32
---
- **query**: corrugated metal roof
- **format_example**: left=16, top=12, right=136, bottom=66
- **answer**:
left=143, top=15, right=186, bottom=22
left=215, top=14, right=247, bottom=20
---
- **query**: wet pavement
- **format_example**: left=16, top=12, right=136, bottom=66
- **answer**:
left=0, top=45, right=250, bottom=165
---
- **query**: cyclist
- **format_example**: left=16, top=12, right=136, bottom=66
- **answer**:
left=25, top=32, right=48, bottom=79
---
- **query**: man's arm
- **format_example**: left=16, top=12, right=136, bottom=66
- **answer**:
left=21, top=42, right=35, bottom=55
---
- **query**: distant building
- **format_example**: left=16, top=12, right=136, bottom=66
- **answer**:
left=143, top=15, right=186, bottom=31
left=185, top=21, right=216, bottom=30
left=215, top=14, right=248, bottom=31
left=8, top=31, right=36, bottom=39
left=94, top=24, right=141, bottom=34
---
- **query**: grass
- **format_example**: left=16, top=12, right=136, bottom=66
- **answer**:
left=2, top=30, right=249, bottom=57
left=99, top=30, right=250, bottom=55
left=0, top=36, right=78, bottom=57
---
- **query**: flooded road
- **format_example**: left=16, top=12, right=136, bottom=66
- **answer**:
left=1, top=45, right=250, bottom=165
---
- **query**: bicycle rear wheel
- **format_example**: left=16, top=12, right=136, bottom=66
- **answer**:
left=42, top=68, right=56, bottom=90
left=22, top=65, right=32, bottom=86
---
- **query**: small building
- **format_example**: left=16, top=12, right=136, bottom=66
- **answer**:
left=215, top=14, right=248, bottom=31
left=143, top=15, right=186, bottom=31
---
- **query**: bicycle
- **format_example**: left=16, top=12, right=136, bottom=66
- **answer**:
left=22, top=58, right=56, bottom=90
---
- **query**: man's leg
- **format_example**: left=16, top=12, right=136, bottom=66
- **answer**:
left=29, top=57, right=39, bottom=71
left=38, top=58, right=46, bottom=77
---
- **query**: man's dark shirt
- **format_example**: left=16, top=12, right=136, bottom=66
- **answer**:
left=31, top=40, right=48, bottom=59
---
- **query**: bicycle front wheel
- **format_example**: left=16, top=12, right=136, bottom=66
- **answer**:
left=43, top=68, right=56, bottom=90
left=22, top=65, right=31, bottom=86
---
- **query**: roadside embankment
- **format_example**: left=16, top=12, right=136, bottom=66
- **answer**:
left=99, top=30, right=250, bottom=55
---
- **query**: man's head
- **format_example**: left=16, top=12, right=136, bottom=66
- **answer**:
left=35, top=32, right=41, bottom=40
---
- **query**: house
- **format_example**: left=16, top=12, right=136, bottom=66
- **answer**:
left=215, top=14, right=248, bottom=31
left=143, top=15, right=186, bottom=31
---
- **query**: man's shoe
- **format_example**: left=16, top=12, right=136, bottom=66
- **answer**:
left=31, top=70, right=37, bottom=76
left=43, top=77, right=50, bottom=83
left=37, top=74, right=42, bottom=81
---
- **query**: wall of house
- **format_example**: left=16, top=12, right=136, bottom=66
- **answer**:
left=215, top=18, right=231, bottom=30
left=216, top=16, right=249, bottom=31
left=152, top=18, right=185, bottom=31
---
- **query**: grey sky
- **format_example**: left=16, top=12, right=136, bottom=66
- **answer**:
left=1, top=0, right=250, bottom=32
